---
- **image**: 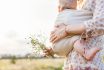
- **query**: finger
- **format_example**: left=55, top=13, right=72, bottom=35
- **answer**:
left=52, top=37, right=59, bottom=43
left=52, top=36, right=60, bottom=43
left=50, top=34, right=56, bottom=39
left=43, top=48, right=50, bottom=52
left=51, top=31, right=55, bottom=34
left=52, top=36, right=62, bottom=43
left=50, top=29, right=58, bottom=35
left=50, top=35, right=57, bottom=42
left=43, top=50, right=48, bottom=53
left=50, top=32, right=56, bottom=37
left=44, top=53, right=49, bottom=56
left=50, top=34, right=56, bottom=41
left=50, top=32, right=56, bottom=40
left=55, top=24, right=60, bottom=27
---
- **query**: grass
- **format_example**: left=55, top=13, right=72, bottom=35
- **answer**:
left=0, top=58, right=64, bottom=70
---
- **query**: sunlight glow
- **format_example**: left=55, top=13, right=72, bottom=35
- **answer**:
left=0, top=0, right=58, bottom=55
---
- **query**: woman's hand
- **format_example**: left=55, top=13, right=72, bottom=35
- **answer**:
left=43, top=48, right=54, bottom=57
left=50, top=26, right=68, bottom=43
left=50, top=24, right=86, bottom=43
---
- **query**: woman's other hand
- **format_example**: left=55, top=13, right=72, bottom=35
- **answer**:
left=50, top=25, right=68, bottom=43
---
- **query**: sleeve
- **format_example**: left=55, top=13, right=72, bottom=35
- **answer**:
left=83, top=0, right=104, bottom=38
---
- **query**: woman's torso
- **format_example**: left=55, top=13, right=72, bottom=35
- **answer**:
left=64, top=0, right=104, bottom=70
left=82, top=0, right=104, bottom=69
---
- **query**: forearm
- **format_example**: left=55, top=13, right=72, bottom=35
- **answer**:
left=65, top=24, right=86, bottom=35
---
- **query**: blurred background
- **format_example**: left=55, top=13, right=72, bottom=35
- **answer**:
left=0, top=0, right=64, bottom=70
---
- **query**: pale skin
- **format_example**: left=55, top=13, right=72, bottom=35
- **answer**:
left=44, top=0, right=100, bottom=60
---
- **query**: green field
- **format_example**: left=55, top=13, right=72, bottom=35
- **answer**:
left=0, top=58, right=64, bottom=70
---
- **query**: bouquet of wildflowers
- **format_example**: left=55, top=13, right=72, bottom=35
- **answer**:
left=29, top=34, right=54, bottom=58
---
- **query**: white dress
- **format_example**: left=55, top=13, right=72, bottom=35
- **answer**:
left=63, top=0, right=104, bottom=70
